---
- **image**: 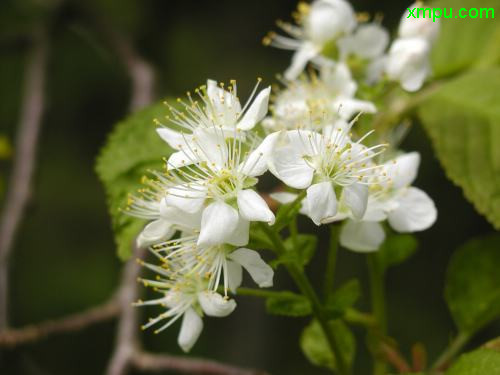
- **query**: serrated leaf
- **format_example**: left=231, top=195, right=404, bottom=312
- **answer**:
left=265, top=291, right=311, bottom=317
left=445, top=349, right=500, bottom=375
left=418, top=68, right=500, bottom=229
left=325, top=279, right=361, bottom=318
left=445, top=234, right=500, bottom=333
left=270, top=234, right=317, bottom=269
left=432, top=0, right=500, bottom=77
left=96, top=101, right=172, bottom=259
left=300, top=319, right=355, bottom=371
left=376, top=233, right=418, bottom=271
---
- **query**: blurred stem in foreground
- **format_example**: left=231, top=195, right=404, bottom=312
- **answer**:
left=367, top=254, right=388, bottom=375
left=324, top=226, right=340, bottom=298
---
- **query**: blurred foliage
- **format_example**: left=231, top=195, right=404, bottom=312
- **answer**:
left=301, top=319, right=356, bottom=371
left=96, top=102, right=172, bottom=259
left=418, top=69, right=500, bottom=229
left=445, top=348, right=500, bottom=375
left=445, top=234, right=500, bottom=334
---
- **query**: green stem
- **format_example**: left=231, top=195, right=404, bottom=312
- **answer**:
left=324, top=226, right=340, bottom=298
left=367, top=254, right=387, bottom=375
left=258, top=222, right=350, bottom=375
left=275, top=190, right=306, bottom=227
left=235, top=287, right=283, bottom=299
left=344, top=308, right=377, bottom=328
left=430, top=331, right=471, bottom=372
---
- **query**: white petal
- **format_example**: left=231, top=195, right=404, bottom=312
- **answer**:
left=227, top=260, right=243, bottom=293
left=334, top=98, right=377, bottom=120
left=137, top=219, right=174, bottom=248
left=240, top=132, right=281, bottom=177
left=340, top=220, right=385, bottom=252
left=343, top=183, right=368, bottom=220
left=159, top=201, right=201, bottom=230
left=237, top=86, right=271, bottom=130
left=198, top=291, right=237, bottom=317
left=272, top=146, right=314, bottom=189
left=284, top=42, right=319, bottom=80
left=178, top=308, right=203, bottom=353
left=237, top=189, right=275, bottom=224
left=383, top=152, right=420, bottom=189
left=197, top=201, right=239, bottom=247
left=388, top=187, right=437, bottom=232
left=306, top=182, right=337, bottom=225
left=167, top=150, right=196, bottom=168
left=228, top=248, right=274, bottom=288
left=226, top=215, right=250, bottom=247
left=270, top=192, right=298, bottom=205
left=165, top=184, right=207, bottom=214
left=345, top=23, right=390, bottom=59
left=156, top=128, right=185, bottom=150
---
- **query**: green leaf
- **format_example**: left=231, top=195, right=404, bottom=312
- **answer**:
left=376, top=233, right=418, bottom=271
left=270, top=234, right=317, bottom=269
left=96, top=101, right=172, bottom=259
left=446, top=349, right=500, bottom=375
left=325, top=279, right=361, bottom=318
left=265, top=291, right=311, bottom=317
left=418, top=68, right=500, bottom=229
left=445, top=234, right=500, bottom=333
left=300, top=319, right=355, bottom=371
left=432, top=0, right=500, bottom=77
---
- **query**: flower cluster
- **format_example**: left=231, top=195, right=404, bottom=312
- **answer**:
left=127, top=0, right=438, bottom=352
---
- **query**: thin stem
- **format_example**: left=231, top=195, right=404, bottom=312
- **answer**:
left=275, top=190, right=306, bottom=227
left=367, top=254, right=387, bottom=375
left=344, top=309, right=377, bottom=328
left=324, top=226, right=340, bottom=298
left=258, top=223, right=350, bottom=375
left=236, top=287, right=284, bottom=299
left=430, top=331, right=470, bottom=372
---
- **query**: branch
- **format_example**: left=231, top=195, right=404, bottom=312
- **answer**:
left=132, top=351, right=268, bottom=375
left=0, top=29, right=49, bottom=330
left=105, top=246, right=145, bottom=375
left=0, top=297, right=119, bottom=347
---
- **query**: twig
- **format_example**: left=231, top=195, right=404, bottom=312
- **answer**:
left=105, top=246, right=145, bottom=375
left=0, top=29, right=49, bottom=330
left=132, top=351, right=268, bottom=375
left=380, top=343, right=411, bottom=373
left=0, top=297, right=119, bottom=347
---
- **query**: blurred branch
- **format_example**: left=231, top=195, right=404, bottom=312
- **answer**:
left=0, top=29, right=49, bottom=330
left=132, top=351, right=269, bottom=375
left=0, top=297, right=119, bottom=347
left=105, top=246, right=144, bottom=375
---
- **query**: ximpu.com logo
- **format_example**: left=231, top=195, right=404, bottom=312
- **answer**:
left=407, top=7, right=495, bottom=22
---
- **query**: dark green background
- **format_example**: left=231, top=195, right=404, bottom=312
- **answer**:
left=0, top=0, right=496, bottom=374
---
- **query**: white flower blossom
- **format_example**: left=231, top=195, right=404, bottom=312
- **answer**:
left=386, top=37, right=431, bottom=92
left=161, top=128, right=279, bottom=247
left=264, top=63, right=376, bottom=131
left=399, top=4, right=440, bottom=43
left=338, top=23, right=390, bottom=61
left=339, top=152, right=437, bottom=252
left=271, top=122, right=386, bottom=225
left=265, top=0, right=356, bottom=80
left=156, top=79, right=270, bottom=168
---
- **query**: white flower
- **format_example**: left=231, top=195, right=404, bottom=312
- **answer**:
left=338, top=23, right=390, bottom=61
left=264, top=64, right=376, bottom=131
left=399, top=4, right=440, bottom=43
left=156, top=79, right=270, bottom=168
left=271, top=124, right=386, bottom=225
left=161, top=129, right=279, bottom=247
left=339, top=152, right=437, bottom=252
left=125, top=181, right=202, bottom=248
left=266, top=0, right=356, bottom=80
left=386, top=37, right=431, bottom=92
left=134, top=268, right=236, bottom=353
left=151, top=231, right=274, bottom=295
